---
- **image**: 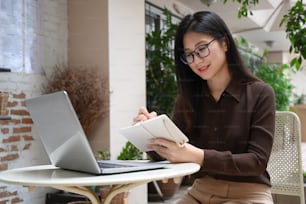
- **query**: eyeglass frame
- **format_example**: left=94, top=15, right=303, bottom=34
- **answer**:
left=180, top=38, right=218, bottom=65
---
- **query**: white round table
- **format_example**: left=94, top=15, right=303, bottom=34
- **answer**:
left=0, top=163, right=200, bottom=204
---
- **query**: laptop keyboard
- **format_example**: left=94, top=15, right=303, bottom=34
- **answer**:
left=97, top=161, right=134, bottom=169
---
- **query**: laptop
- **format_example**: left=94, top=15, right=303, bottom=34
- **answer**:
left=25, top=90, right=169, bottom=175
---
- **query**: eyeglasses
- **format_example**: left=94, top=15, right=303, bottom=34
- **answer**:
left=180, top=38, right=217, bottom=64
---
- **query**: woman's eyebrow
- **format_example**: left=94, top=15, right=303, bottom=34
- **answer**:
left=183, top=40, right=209, bottom=51
left=194, top=40, right=210, bottom=47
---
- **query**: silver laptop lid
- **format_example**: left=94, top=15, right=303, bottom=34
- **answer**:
left=25, top=91, right=101, bottom=174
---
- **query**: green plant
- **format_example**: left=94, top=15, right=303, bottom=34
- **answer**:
left=97, top=150, right=111, bottom=160
left=223, top=0, right=305, bottom=71
left=223, top=0, right=259, bottom=18
left=280, top=0, right=306, bottom=70
left=253, top=63, right=293, bottom=111
left=117, top=141, right=143, bottom=160
left=236, top=37, right=294, bottom=111
left=146, top=9, right=178, bottom=116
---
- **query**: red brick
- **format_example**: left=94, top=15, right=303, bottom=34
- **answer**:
left=0, top=110, right=8, bottom=115
left=9, top=119, right=20, bottom=125
left=10, top=110, right=29, bottom=116
left=1, top=128, right=9, bottom=134
left=1, top=154, right=19, bottom=161
left=13, top=126, right=31, bottom=134
left=2, top=136, right=21, bottom=143
left=7, top=101, right=18, bottom=108
left=11, top=191, right=17, bottom=196
left=0, top=163, right=8, bottom=171
left=0, top=147, right=6, bottom=152
left=0, top=120, right=9, bottom=125
left=21, top=118, right=33, bottom=124
left=11, top=197, right=23, bottom=203
left=23, top=135, right=33, bottom=141
left=10, top=145, right=18, bottom=152
left=23, top=143, right=31, bottom=150
left=12, top=93, right=25, bottom=99
left=0, top=191, right=10, bottom=198
left=20, top=101, right=26, bottom=107
left=0, top=190, right=18, bottom=198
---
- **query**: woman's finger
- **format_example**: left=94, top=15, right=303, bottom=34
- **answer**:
left=139, top=106, right=157, bottom=119
left=132, top=114, right=148, bottom=124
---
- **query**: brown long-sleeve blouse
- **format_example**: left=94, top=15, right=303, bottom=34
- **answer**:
left=172, top=79, right=276, bottom=186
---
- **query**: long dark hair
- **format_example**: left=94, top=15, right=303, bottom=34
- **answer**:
left=173, top=11, right=258, bottom=134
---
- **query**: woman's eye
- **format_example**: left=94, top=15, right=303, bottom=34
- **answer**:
left=184, top=53, right=193, bottom=58
left=198, top=45, right=208, bottom=52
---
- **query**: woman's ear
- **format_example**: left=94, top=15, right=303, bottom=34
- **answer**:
left=222, top=36, right=229, bottom=52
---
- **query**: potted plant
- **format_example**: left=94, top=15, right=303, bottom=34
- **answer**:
left=43, top=65, right=108, bottom=135
left=117, top=141, right=143, bottom=160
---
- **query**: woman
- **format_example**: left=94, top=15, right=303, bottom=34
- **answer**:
left=134, top=11, right=275, bottom=203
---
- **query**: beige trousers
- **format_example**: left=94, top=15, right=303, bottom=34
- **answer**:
left=176, top=176, right=273, bottom=204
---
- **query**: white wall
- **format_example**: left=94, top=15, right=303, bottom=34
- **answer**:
left=108, top=0, right=146, bottom=161
left=108, top=0, right=147, bottom=203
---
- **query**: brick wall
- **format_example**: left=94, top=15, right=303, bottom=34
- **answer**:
left=0, top=92, right=31, bottom=204
left=0, top=88, right=57, bottom=204
left=0, top=0, right=68, bottom=203
left=1, top=93, right=33, bottom=172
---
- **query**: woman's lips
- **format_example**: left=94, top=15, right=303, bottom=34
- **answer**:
left=198, top=65, right=209, bottom=73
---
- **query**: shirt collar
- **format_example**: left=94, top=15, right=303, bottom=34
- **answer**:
left=202, top=79, right=242, bottom=102
left=224, top=79, right=242, bottom=102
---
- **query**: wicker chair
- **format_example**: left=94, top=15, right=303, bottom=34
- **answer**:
left=267, top=111, right=305, bottom=204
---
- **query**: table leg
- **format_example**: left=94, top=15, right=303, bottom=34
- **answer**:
left=51, top=181, right=148, bottom=204
left=51, top=185, right=101, bottom=204
left=103, top=182, right=147, bottom=204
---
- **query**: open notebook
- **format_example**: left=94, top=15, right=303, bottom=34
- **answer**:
left=120, top=114, right=189, bottom=152
left=25, top=91, right=169, bottom=175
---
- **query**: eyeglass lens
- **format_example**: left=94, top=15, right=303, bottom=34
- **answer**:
left=180, top=39, right=216, bottom=64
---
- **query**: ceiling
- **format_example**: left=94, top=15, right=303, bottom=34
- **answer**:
left=174, top=0, right=294, bottom=53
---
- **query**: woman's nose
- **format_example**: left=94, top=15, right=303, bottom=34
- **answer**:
left=193, top=54, right=204, bottom=64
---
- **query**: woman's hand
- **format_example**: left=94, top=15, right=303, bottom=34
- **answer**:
left=132, top=106, right=157, bottom=125
left=147, top=138, right=204, bottom=166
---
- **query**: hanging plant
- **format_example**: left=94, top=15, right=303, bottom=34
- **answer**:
left=223, top=0, right=259, bottom=18
left=280, top=0, right=306, bottom=70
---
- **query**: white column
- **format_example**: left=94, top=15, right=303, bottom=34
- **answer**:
left=108, top=1, right=147, bottom=203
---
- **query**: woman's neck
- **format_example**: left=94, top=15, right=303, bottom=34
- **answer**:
left=207, top=68, right=231, bottom=102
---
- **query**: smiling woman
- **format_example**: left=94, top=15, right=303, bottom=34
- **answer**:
left=135, top=10, right=276, bottom=204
